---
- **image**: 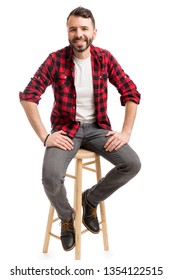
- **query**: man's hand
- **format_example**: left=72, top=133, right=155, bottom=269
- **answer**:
left=104, top=131, right=130, bottom=152
left=46, top=130, right=74, bottom=150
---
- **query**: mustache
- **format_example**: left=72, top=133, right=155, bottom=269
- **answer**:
left=71, top=37, right=87, bottom=43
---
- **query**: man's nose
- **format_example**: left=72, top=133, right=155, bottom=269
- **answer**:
left=75, top=28, right=82, bottom=38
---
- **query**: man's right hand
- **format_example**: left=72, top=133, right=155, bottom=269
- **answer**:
left=45, top=130, right=74, bottom=150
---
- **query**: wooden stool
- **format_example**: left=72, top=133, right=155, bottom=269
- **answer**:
left=42, top=149, right=109, bottom=260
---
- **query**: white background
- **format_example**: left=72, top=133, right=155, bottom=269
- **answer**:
left=0, top=0, right=173, bottom=279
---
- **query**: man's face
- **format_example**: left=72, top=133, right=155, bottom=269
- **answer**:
left=67, top=16, right=97, bottom=55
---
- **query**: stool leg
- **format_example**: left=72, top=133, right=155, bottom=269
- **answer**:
left=100, top=201, right=109, bottom=251
left=95, top=155, right=102, bottom=180
left=95, top=155, right=109, bottom=251
left=73, top=160, right=77, bottom=215
left=74, top=158, right=82, bottom=260
left=42, top=205, right=55, bottom=253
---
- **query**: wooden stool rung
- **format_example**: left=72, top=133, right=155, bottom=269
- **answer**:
left=52, top=217, right=59, bottom=223
left=50, top=233, right=61, bottom=240
left=82, top=160, right=96, bottom=166
left=82, top=166, right=96, bottom=172
left=66, top=174, right=76, bottom=179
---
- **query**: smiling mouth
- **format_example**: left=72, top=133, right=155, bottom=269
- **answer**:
left=75, top=41, right=85, bottom=46
left=73, top=38, right=86, bottom=43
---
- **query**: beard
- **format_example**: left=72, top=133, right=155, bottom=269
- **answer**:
left=69, top=36, right=94, bottom=53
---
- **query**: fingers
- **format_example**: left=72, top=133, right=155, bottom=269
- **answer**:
left=105, top=131, right=115, bottom=137
left=104, top=131, right=128, bottom=152
left=54, top=136, right=74, bottom=150
left=104, top=135, right=121, bottom=151
left=46, top=131, right=74, bottom=150
left=105, top=139, right=125, bottom=152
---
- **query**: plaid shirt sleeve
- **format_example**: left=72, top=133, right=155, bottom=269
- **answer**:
left=19, top=54, right=55, bottom=104
left=106, top=51, right=141, bottom=105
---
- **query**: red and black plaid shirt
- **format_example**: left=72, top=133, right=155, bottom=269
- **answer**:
left=19, top=45, right=141, bottom=138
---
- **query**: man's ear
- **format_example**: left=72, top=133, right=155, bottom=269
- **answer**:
left=93, top=29, right=97, bottom=40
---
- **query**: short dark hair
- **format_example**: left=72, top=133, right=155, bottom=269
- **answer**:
left=67, top=6, right=95, bottom=28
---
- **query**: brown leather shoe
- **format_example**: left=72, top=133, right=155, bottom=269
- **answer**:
left=60, top=217, right=75, bottom=251
left=82, top=190, right=100, bottom=234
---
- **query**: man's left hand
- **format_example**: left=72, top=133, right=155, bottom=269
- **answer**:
left=104, top=131, right=130, bottom=152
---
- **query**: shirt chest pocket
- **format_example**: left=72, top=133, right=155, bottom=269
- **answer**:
left=56, top=73, right=71, bottom=91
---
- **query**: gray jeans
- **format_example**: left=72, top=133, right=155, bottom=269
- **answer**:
left=42, top=123, right=141, bottom=220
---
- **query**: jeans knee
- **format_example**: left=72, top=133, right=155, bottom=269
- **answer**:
left=133, top=157, right=141, bottom=175
left=128, top=156, right=141, bottom=176
left=42, top=171, right=65, bottom=196
left=117, top=156, right=141, bottom=177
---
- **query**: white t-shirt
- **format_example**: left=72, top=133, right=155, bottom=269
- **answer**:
left=73, top=55, right=96, bottom=123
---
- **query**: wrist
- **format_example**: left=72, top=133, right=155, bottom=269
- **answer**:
left=43, top=134, right=50, bottom=146
left=121, top=129, right=131, bottom=136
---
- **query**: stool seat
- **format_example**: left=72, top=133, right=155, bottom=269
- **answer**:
left=75, top=149, right=97, bottom=159
left=42, top=149, right=109, bottom=260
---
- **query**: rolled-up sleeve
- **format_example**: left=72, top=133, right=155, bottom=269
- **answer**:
left=19, top=54, right=55, bottom=104
left=107, top=51, right=141, bottom=106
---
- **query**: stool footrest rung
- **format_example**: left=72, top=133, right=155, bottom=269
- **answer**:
left=82, top=160, right=96, bottom=166
left=81, top=228, right=88, bottom=234
left=49, top=233, right=61, bottom=240
left=66, top=174, right=76, bottom=179
left=82, top=166, right=96, bottom=172
left=53, top=217, right=59, bottom=223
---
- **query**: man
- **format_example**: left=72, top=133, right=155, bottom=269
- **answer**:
left=19, top=6, right=141, bottom=251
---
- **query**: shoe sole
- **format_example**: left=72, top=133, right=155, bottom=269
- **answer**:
left=63, top=243, right=75, bottom=251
